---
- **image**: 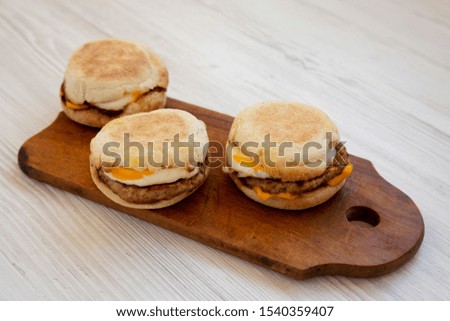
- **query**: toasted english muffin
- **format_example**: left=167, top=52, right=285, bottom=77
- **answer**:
left=224, top=101, right=352, bottom=210
left=61, top=39, right=168, bottom=127
left=90, top=109, right=209, bottom=209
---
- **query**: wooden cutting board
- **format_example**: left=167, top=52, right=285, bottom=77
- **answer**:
left=18, top=98, right=424, bottom=279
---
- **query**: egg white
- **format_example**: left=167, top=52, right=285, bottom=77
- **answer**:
left=95, top=94, right=135, bottom=110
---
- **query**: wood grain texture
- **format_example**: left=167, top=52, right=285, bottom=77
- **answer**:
left=1, top=0, right=449, bottom=299
left=18, top=99, right=424, bottom=280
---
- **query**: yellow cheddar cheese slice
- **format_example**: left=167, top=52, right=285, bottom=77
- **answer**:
left=328, top=163, right=353, bottom=186
left=66, top=100, right=89, bottom=110
left=253, top=186, right=297, bottom=201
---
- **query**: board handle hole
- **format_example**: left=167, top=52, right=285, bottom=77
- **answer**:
left=346, top=206, right=380, bottom=228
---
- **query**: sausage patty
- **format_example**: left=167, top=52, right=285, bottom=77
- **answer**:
left=233, top=143, right=349, bottom=195
left=98, top=164, right=206, bottom=204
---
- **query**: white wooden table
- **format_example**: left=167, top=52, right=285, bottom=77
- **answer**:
left=1, top=0, right=449, bottom=300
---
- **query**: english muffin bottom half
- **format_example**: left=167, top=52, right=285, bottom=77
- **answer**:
left=61, top=39, right=168, bottom=128
left=223, top=102, right=353, bottom=210
left=90, top=109, right=209, bottom=209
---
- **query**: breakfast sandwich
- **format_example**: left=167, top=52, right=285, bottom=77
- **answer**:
left=90, top=109, right=209, bottom=209
left=61, top=39, right=168, bottom=127
left=223, top=102, right=352, bottom=210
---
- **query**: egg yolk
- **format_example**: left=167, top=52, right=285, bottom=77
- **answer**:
left=109, top=167, right=154, bottom=181
left=233, top=150, right=265, bottom=172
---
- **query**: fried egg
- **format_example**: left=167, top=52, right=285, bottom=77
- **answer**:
left=104, top=167, right=199, bottom=186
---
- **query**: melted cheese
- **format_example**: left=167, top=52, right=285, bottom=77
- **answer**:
left=328, top=163, right=353, bottom=186
left=66, top=100, right=88, bottom=110
left=132, top=91, right=143, bottom=101
left=253, top=186, right=297, bottom=201
left=104, top=167, right=198, bottom=187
